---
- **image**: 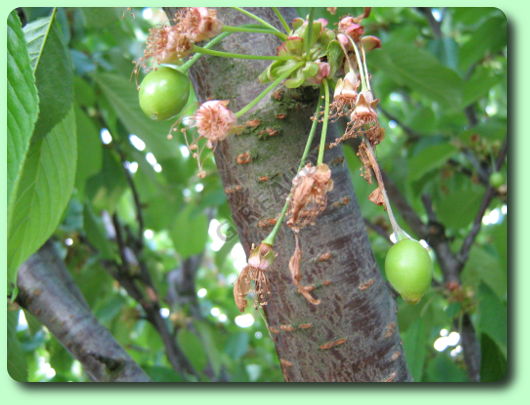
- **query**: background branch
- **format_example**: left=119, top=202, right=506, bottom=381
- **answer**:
left=16, top=242, right=150, bottom=382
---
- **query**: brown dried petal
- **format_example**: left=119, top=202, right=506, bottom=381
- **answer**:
left=233, top=266, right=251, bottom=312
left=298, top=285, right=321, bottom=305
left=289, top=233, right=302, bottom=285
left=368, top=187, right=385, bottom=206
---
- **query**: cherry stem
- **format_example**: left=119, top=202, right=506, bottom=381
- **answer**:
left=337, top=39, right=355, bottom=73
left=179, top=32, right=230, bottom=71
left=360, top=44, right=372, bottom=92
left=235, top=62, right=304, bottom=118
left=262, top=92, right=324, bottom=246
left=362, top=138, right=406, bottom=241
left=317, top=79, right=330, bottom=165
left=222, top=25, right=279, bottom=35
left=192, top=45, right=289, bottom=61
left=347, top=36, right=369, bottom=91
left=231, top=7, right=288, bottom=40
left=272, top=7, right=291, bottom=33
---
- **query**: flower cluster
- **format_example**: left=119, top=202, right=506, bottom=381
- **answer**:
left=258, top=17, right=335, bottom=88
left=194, top=100, right=237, bottom=147
left=140, top=7, right=222, bottom=68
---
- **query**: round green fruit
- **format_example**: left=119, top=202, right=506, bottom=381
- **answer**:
left=489, top=171, right=504, bottom=188
left=385, top=239, right=433, bottom=303
left=138, top=67, right=190, bottom=121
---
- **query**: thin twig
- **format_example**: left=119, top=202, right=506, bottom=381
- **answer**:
left=364, top=219, right=392, bottom=244
left=115, top=147, right=145, bottom=248
left=416, top=7, right=442, bottom=38
left=457, top=139, right=507, bottom=269
left=110, top=214, right=199, bottom=379
left=379, top=107, right=421, bottom=141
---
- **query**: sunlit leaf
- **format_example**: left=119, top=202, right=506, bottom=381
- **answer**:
left=408, top=143, right=457, bottom=182
left=24, top=9, right=73, bottom=138
left=7, top=11, right=39, bottom=239
left=369, top=40, right=463, bottom=107
left=169, top=206, right=208, bottom=259
left=8, top=108, right=77, bottom=292
left=402, top=318, right=426, bottom=382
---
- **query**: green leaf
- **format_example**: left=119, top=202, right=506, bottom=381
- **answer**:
left=369, top=40, right=463, bottom=107
left=22, top=309, right=42, bottom=336
left=326, top=40, right=343, bottom=77
left=73, top=76, right=96, bottom=107
left=458, top=13, right=507, bottom=72
left=7, top=310, right=28, bottom=381
left=83, top=204, right=116, bottom=260
left=194, top=320, right=222, bottom=377
left=7, top=11, right=40, bottom=226
left=177, top=328, right=208, bottom=373
left=85, top=148, right=127, bottom=213
left=93, top=72, right=178, bottom=160
left=480, top=333, right=507, bottom=382
left=435, top=188, right=483, bottom=230
left=24, top=9, right=73, bottom=139
left=74, top=107, right=102, bottom=197
left=425, top=353, right=468, bottom=382
left=406, top=107, right=436, bottom=135
left=408, top=143, right=457, bottom=181
left=461, top=246, right=506, bottom=300
left=142, top=366, right=185, bottom=382
left=169, top=206, right=208, bottom=259
left=427, top=37, right=458, bottom=70
left=402, top=318, right=426, bottom=382
left=8, top=108, right=77, bottom=292
left=81, top=8, right=122, bottom=30
left=463, top=66, right=502, bottom=107
left=47, top=336, right=73, bottom=376
left=225, top=332, right=249, bottom=360
left=477, top=283, right=507, bottom=357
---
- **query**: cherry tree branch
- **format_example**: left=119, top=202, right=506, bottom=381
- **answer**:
left=109, top=214, right=199, bottom=379
left=17, top=242, right=150, bottom=382
left=457, top=139, right=508, bottom=269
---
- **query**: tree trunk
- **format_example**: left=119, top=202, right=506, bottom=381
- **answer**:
left=17, top=242, right=150, bottom=382
left=169, top=7, right=410, bottom=382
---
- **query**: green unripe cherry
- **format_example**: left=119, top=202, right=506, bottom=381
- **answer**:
left=138, top=67, right=190, bottom=121
left=385, top=239, right=433, bottom=303
left=489, top=171, right=504, bottom=188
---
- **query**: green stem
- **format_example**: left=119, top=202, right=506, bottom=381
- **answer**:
left=179, top=32, right=230, bottom=71
left=360, top=44, right=372, bottom=92
left=235, top=62, right=304, bottom=118
left=222, top=25, right=278, bottom=35
left=192, top=45, right=289, bottom=61
left=298, top=94, right=323, bottom=170
left=272, top=7, right=291, bottom=33
left=362, top=138, right=405, bottom=241
left=317, top=79, right=330, bottom=165
left=262, top=94, right=323, bottom=246
left=231, top=7, right=288, bottom=40
left=347, top=36, right=369, bottom=91
left=304, top=8, right=315, bottom=55
left=263, top=200, right=290, bottom=246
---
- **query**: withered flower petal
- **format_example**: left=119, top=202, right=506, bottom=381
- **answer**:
left=232, top=243, right=276, bottom=311
left=195, top=100, right=237, bottom=144
left=287, top=163, right=334, bottom=230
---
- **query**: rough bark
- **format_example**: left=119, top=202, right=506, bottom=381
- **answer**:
left=169, top=7, right=410, bottom=382
left=17, top=242, right=150, bottom=382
